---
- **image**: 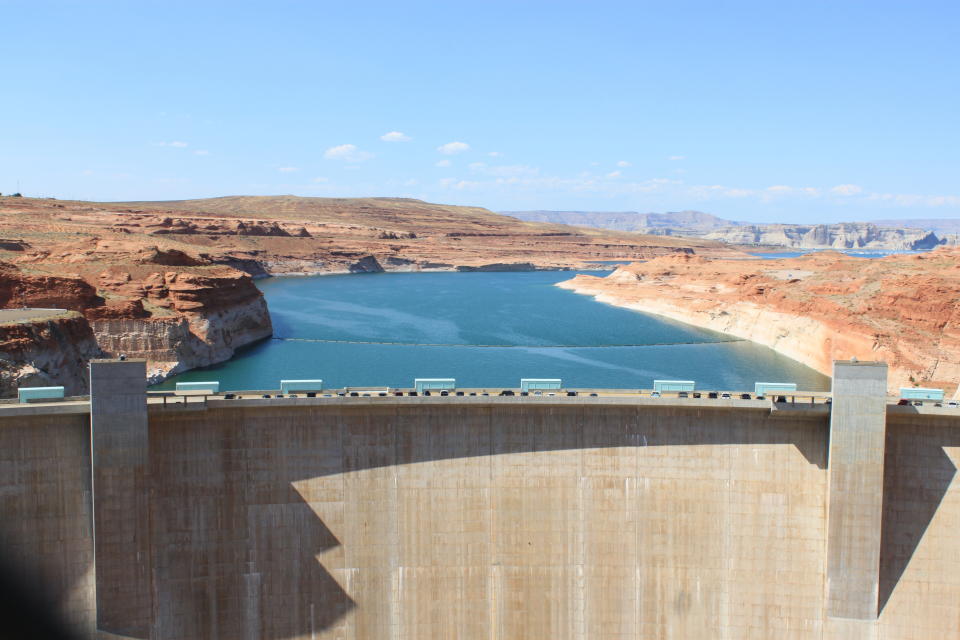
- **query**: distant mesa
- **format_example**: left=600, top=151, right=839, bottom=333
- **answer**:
left=504, top=210, right=958, bottom=251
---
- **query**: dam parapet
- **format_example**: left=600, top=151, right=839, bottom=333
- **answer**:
left=2, top=360, right=960, bottom=639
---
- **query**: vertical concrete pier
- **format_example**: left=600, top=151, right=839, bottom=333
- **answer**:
left=89, top=358, right=152, bottom=637
left=825, top=360, right=888, bottom=634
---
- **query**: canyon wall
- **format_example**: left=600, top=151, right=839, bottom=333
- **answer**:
left=558, top=251, right=960, bottom=393
left=0, top=312, right=103, bottom=395
left=88, top=270, right=273, bottom=381
left=701, top=222, right=946, bottom=250
left=0, top=262, right=271, bottom=392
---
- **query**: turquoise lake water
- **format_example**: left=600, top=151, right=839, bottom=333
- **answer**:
left=154, top=270, right=830, bottom=392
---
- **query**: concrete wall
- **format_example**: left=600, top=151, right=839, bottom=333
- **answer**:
left=3, top=394, right=960, bottom=639
left=146, top=403, right=829, bottom=640
left=0, top=409, right=96, bottom=637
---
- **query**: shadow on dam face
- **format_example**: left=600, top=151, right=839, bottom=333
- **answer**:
left=879, top=416, right=960, bottom=614
left=147, top=403, right=828, bottom=638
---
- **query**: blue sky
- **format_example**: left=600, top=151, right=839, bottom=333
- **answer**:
left=1, top=0, right=958, bottom=223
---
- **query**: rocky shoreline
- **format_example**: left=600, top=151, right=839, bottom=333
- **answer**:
left=557, top=251, right=960, bottom=394
left=0, top=195, right=744, bottom=396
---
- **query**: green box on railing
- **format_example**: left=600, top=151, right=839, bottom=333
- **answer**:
left=175, top=381, right=219, bottom=394
left=18, top=386, right=65, bottom=403
left=414, top=378, right=456, bottom=393
left=520, top=378, right=562, bottom=391
left=280, top=379, right=324, bottom=393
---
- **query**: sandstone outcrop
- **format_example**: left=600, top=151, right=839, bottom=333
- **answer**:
left=558, top=249, right=960, bottom=393
left=0, top=311, right=103, bottom=396
left=701, top=222, right=946, bottom=250
left=0, top=194, right=744, bottom=395
left=0, top=260, right=271, bottom=391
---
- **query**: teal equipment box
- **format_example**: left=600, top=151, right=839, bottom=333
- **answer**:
left=520, top=378, right=562, bottom=391
left=900, top=387, right=944, bottom=401
left=280, top=379, right=324, bottom=393
left=18, top=386, right=65, bottom=403
left=175, top=381, right=219, bottom=393
left=755, top=382, right=797, bottom=396
left=653, top=380, right=695, bottom=393
left=414, top=378, right=456, bottom=393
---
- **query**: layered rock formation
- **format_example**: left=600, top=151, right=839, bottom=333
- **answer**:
left=0, top=260, right=271, bottom=388
left=558, top=249, right=960, bottom=393
left=0, top=195, right=742, bottom=395
left=508, top=209, right=955, bottom=250
left=88, top=269, right=273, bottom=381
left=0, top=311, right=103, bottom=395
left=701, top=222, right=945, bottom=250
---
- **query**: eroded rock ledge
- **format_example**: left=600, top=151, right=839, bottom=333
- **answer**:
left=557, top=249, right=960, bottom=394
left=0, top=262, right=272, bottom=387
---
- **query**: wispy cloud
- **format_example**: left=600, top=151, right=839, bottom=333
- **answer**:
left=487, top=151, right=502, bottom=157
left=277, top=167, right=300, bottom=173
left=193, top=150, right=210, bottom=156
left=154, top=141, right=189, bottom=148
left=668, top=155, right=685, bottom=161
left=616, top=160, right=631, bottom=167
left=380, top=131, right=411, bottom=142
left=435, top=159, right=452, bottom=168
left=324, top=144, right=374, bottom=163
left=606, top=170, right=622, bottom=178
left=830, top=184, right=863, bottom=196
left=437, top=141, right=470, bottom=155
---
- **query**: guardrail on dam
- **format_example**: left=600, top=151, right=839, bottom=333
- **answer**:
left=1, top=359, right=959, bottom=639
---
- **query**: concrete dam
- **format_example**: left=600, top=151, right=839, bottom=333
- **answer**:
left=2, top=360, right=960, bottom=639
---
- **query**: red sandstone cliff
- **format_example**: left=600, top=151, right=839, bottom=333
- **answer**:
left=0, top=194, right=743, bottom=394
left=0, top=261, right=271, bottom=390
left=87, top=269, right=273, bottom=380
left=558, top=249, right=960, bottom=393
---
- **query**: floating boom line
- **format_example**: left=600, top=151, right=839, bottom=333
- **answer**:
left=271, top=337, right=746, bottom=348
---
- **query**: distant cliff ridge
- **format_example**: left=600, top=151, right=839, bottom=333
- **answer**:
left=505, top=210, right=957, bottom=250
left=701, top=222, right=947, bottom=250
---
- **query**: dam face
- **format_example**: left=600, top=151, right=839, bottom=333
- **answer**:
left=2, top=361, right=960, bottom=639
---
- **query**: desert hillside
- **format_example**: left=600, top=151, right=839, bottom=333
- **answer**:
left=0, top=194, right=739, bottom=393
left=559, top=249, right=960, bottom=394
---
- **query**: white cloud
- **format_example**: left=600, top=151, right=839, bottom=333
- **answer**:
left=487, top=151, right=502, bottom=157
left=81, top=169, right=95, bottom=176
left=435, top=159, right=452, bottom=168
left=617, top=160, right=631, bottom=167
left=380, top=131, right=411, bottom=142
left=690, top=184, right=755, bottom=199
left=439, top=178, right=481, bottom=190
left=766, top=185, right=794, bottom=193
left=312, top=176, right=329, bottom=183
left=606, top=170, right=622, bottom=178
left=277, top=167, right=299, bottom=173
left=193, top=150, right=210, bottom=156
left=831, top=184, right=863, bottom=196
left=324, top=144, right=374, bottom=163
left=437, top=141, right=470, bottom=155
left=668, top=155, right=685, bottom=161
left=154, top=141, right=189, bottom=148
